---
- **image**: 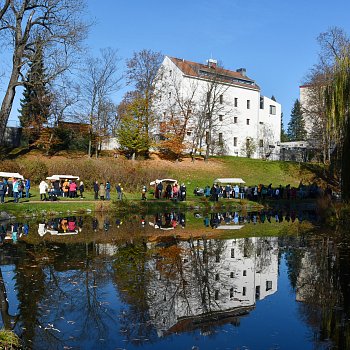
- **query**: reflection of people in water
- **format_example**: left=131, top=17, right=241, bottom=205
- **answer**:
left=60, top=218, right=68, bottom=233
left=77, top=217, right=83, bottom=232
left=104, top=218, right=110, bottom=232
left=68, top=218, right=76, bottom=232
left=199, top=208, right=313, bottom=228
left=92, top=218, right=98, bottom=231
left=12, top=223, right=18, bottom=242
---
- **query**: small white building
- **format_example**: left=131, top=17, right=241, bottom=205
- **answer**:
left=154, top=56, right=282, bottom=159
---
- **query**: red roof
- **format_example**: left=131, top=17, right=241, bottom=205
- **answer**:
left=169, top=56, right=260, bottom=91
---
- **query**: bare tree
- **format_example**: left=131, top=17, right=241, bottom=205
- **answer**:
left=156, top=72, right=200, bottom=159
left=0, top=0, right=89, bottom=144
left=77, top=48, right=121, bottom=157
left=198, top=73, right=232, bottom=161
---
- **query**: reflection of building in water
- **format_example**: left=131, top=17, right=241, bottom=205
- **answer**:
left=147, top=237, right=279, bottom=337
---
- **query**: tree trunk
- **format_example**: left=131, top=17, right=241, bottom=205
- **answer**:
left=0, top=63, right=21, bottom=144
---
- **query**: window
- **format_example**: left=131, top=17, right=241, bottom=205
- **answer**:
left=259, top=139, right=263, bottom=147
left=219, top=133, right=223, bottom=144
left=269, top=105, right=276, bottom=115
left=256, top=286, right=260, bottom=300
left=230, top=272, right=234, bottom=278
left=243, top=270, right=247, bottom=276
left=260, top=96, right=264, bottom=109
left=207, top=92, right=211, bottom=102
left=163, top=112, right=166, bottom=118
left=219, top=115, right=223, bottom=122
left=246, top=119, right=250, bottom=125
left=168, top=92, right=171, bottom=98
left=230, top=288, right=234, bottom=298
left=234, top=116, right=238, bottom=123
left=216, top=254, right=220, bottom=263
left=215, top=274, right=220, bottom=281
left=234, top=137, right=237, bottom=147
left=234, top=98, right=238, bottom=107
left=242, top=287, right=246, bottom=296
left=231, top=248, right=235, bottom=258
left=247, top=100, right=250, bottom=109
left=220, top=94, right=223, bottom=104
left=169, top=69, right=172, bottom=77
left=266, top=281, right=273, bottom=291
left=215, top=290, right=219, bottom=300
left=187, top=131, right=192, bottom=136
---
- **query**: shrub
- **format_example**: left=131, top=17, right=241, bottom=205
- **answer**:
left=19, top=159, right=48, bottom=184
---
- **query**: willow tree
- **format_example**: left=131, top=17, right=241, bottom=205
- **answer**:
left=326, top=52, right=350, bottom=200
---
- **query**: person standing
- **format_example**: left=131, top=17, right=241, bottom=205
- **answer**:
left=0, top=178, right=6, bottom=204
left=69, top=181, right=77, bottom=198
left=116, top=183, right=123, bottom=200
left=39, top=180, right=48, bottom=201
left=106, top=181, right=111, bottom=200
left=62, top=179, right=69, bottom=198
left=99, top=183, right=106, bottom=200
left=13, top=178, right=19, bottom=203
left=180, top=183, right=186, bottom=201
left=93, top=181, right=99, bottom=200
left=157, top=182, right=163, bottom=199
left=25, top=178, right=31, bottom=198
left=142, top=185, right=147, bottom=200
left=79, top=181, right=85, bottom=198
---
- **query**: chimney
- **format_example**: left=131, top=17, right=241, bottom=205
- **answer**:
left=207, top=59, right=217, bottom=69
left=236, top=68, right=246, bottom=76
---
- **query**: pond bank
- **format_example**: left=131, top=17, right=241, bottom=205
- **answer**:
left=0, top=198, right=264, bottom=218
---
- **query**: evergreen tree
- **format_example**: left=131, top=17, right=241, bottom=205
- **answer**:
left=116, top=92, right=150, bottom=158
left=18, top=39, right=51, bottom=143
left=287, top=99, right=306, bottom=141
left=280, top=112, right=289, bottom=142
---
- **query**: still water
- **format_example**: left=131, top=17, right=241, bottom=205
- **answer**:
left=0, top=209, right=348, bottom=349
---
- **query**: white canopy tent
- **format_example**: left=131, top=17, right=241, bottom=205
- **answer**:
left=150, top=178, right=178, bottom=186
left=0, top=172, right=24, bottom=180
left=46, top=175, right=80, bottom=181
left=214, top=178, right=245, bottom=184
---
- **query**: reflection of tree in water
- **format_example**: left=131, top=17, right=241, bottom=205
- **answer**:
left=113, top=239, right=157, bottom=343
left=8, top=243, right=118, bottom=349
left=13, top=244, right=46, bottom=347
left=285, top=233, right=350, bottom=349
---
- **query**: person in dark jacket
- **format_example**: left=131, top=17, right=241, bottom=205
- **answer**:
left=79, top=181, right=85, bottom=198
left=93, top=181, right=99, bottom=200
left=0, top=178, right=6, bottom=204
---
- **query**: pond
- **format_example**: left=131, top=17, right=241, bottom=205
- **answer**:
left=0, top=208, right=348, bottom=349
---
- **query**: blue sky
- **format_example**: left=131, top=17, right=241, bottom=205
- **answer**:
left=3, top=0, right=350, bottom=126
left=85, top=0, right=350, bottom=125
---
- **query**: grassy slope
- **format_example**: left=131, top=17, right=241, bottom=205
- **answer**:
left=166, top=156, right=325, bottom=190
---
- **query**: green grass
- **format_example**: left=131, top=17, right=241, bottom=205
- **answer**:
left=167, top=156, right=325, bottom=193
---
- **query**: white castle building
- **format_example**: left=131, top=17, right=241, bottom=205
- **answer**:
left=146, top=237, right=279, bottom=337
left=154, top=56, right=282, bottom=159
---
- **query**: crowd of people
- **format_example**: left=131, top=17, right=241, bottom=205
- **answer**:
left=0, top=178, right=31, bottom=204
left=153, top=182, right=187, bottom=201
left=0, top=175, right=333, bottom=204
left=194, top=182, right=327, bottom=202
